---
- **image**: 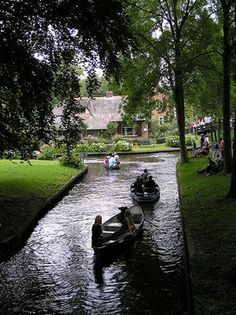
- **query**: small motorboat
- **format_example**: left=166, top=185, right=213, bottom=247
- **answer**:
left=92, top=205, right=144, bottom=256
left=130, top=186, right=160, bottom=205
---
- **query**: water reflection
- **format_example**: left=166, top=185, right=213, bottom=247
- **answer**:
left=0, top=153, right=187, bottom=314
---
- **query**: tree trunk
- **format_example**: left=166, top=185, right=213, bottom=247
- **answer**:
left=227, top=2, right=236, bottom=198
left=174, top=69, right=188, bottom=164
left=222, top=1, right=232, bottom=172
left=227, top=109, right=236, bottom=198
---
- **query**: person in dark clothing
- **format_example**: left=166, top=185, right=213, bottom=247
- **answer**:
left=92, top=215, right=103, bottom=247
left=118, top=206, right=128, bottom=223
left=131, top=176, right=143, bottom=193
left=197, top=156, right=222, bottom=176
left=141, top=169, right=150, bottom=184
left=200, top=134, right=205, bottom=147
left=143, top=175, right=159, bottom=192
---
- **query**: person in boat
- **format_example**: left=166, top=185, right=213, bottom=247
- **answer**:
left=141, top=169, right=150, bottom=184
left=131, top=176, right=143, bottom=193
left=103, top=155, right=110, bottom=166
left=114, top=152, right=120, bottom=165
left=124, top=209, right=136, bottom=233
left=92, top=215, right=103, bottom=247
left=143, top=175, right=159, bottom=193
left=108, top=154, right=118, bottom=168
left=116, top=207, right=136, bottom=235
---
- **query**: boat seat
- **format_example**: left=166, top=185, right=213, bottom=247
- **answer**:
left=107, top=223, right=122, bottom=227
left=102, top=230, right=114, bottom=234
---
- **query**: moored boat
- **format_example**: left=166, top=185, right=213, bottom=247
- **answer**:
left=92, top=205, right=144, bottom=256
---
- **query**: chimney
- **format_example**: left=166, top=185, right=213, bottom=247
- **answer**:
left=106, top=91, right=113, bottom=98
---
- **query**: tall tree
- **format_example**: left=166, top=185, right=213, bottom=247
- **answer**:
left=120, top=0, right=220, bottom=164
left=227, top=0, right=236, bottom=198
left=219, top=0, right=234, bottom=172
left=0, top=0, right=135, bottom=154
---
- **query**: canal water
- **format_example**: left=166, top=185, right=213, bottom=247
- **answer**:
left=0, top=153, right=188, bottom=315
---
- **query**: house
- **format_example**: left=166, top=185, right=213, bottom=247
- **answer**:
left=53, top=91, right=149, bottom=139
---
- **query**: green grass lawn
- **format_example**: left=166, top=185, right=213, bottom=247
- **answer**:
left=132, top=143, right=177, bottom=152
left=0, top=160, right=83, bottom=240
left=178, top=157, right=236, bottom=314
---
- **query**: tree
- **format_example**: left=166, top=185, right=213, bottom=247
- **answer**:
left=0, top=0, right=135, bottom=154
left=106, top=122, right=118, bottom=139
left=227, top=0, right=236, bottom=197
left=219, top=0, right=234, bottom=172
left=119, top=0, right=221, bottom=164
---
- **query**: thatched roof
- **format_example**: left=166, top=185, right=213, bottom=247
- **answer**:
left=53, top=95, right=124, bottom=130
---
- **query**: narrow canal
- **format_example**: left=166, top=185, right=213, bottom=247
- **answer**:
left=0, top=153, right=188, bottom=315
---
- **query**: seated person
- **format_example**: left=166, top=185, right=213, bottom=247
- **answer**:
left=118, top=206, right=128, bottom=223
left=131, top=176, right=143, bottom=193
left=143, top=175, right=159, bottom=192
left=108, top=155, right=118, bottom=168
left=114, top=152, right=120, bottom=165
left=114, top=207, right=136, bottom=236
left=141, top=169, right=150, bottom=184
left=193, top=143, right=209, bottom=158
left=91, top=215, right=103, bottom=247
left=123, top=209, right=136, bottom=234
left=103, top=155, right=109, bottom=166
left=197, top=156, right=223, bottom=176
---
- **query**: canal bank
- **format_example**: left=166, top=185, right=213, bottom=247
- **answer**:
left=177, top=158, right=236, bottom=314
left=0, top=165, right=88, bottom=262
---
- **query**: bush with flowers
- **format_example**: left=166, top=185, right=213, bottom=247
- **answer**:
left=112, top=140, right=132, bottom=152
left=165, top=135, right=196, bottom=147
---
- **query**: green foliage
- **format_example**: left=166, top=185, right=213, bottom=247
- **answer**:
left=59, top=155, right=83, bottom=169
left=106, top=121, right=117, bottom=139
left=1, top=0, right=135, bottom=153
left=84, top=135, right=99, bottom=144
left=73, top=142, right=108, bottom=153
left=112, top=140, right=132, bottom=152
left=112, top=135, right=126, bottom=143
left=2, top=150, right=22, bottom=160
left=151, top=120, right=179, bottom=139
left=165, top=135, right=195, bottom=147
left=39, top=144, right=66, bottom=160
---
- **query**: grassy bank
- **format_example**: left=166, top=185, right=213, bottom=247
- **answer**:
left=132, top=143, right=176, bottom=152
left=0, top=160, right=83, bottom=242
left=177, top=157, right=236, bottom=314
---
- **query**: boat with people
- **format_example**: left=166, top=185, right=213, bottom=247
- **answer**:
left=103, top=152, right=120, bottom=170
left=92, top=205, right=144, bottom=256
left=130, top=169, right=160, bottom=205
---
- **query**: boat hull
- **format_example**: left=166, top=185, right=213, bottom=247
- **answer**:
left=130, top=188, right=160, bottom=205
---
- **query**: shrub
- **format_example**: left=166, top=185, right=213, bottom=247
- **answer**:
left=59, top=154, right=83, bottom=168
left=87, top=142, right=107, bottom=152
left=155, top=137, right=166, bottom=144
left=112, top=135, right=126, bottom=143
left=165, top=135, right=180, bottom=147
left=84, top=135, right=99, bottom=144
left=165, top=135, right=196, bottom=147
left=2, top=150, right=22, bottom=159
left=38, top=144, right=67, bottom=160
left=112, top=140, right=132, bottom=151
